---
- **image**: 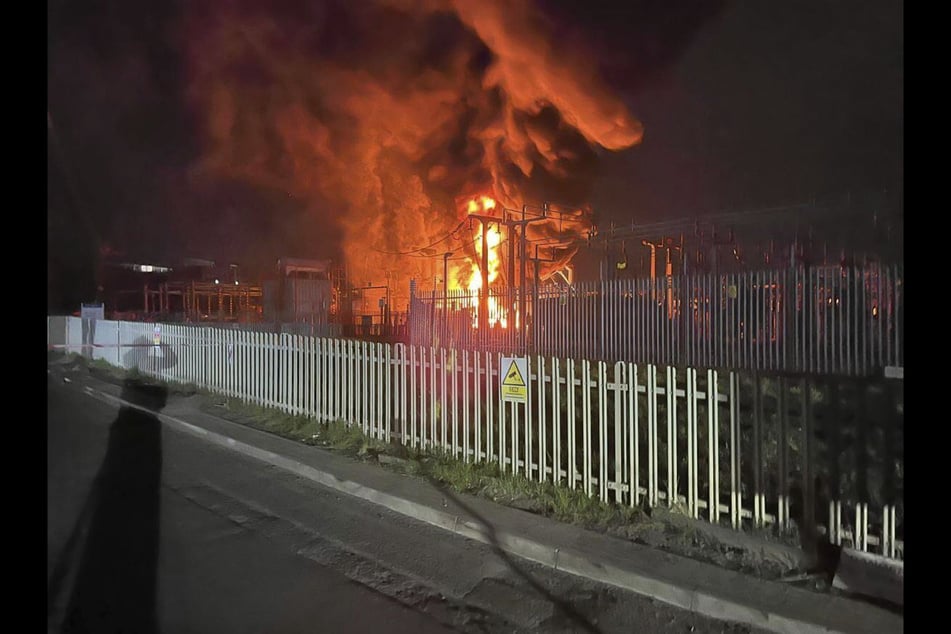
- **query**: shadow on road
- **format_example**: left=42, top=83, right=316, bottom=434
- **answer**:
left=423, top=474, right=602, bottom=633
left=50, top=379, right=166, bottom=634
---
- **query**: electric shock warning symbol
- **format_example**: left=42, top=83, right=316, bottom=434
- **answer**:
left=500, top=356, right=528, bottom=403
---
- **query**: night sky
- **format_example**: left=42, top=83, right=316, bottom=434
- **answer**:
left=47, top=0, right=902, bottom=312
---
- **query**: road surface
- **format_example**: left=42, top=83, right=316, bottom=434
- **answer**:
left=47, top=369, right=760, bottom=633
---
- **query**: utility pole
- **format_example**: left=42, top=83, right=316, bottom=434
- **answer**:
left=443, top=252, right=452, bottom=345
left=505, top=204, right=549, bottom=345
left=508, top=222, right=518, bottom=330
left=467, top=215, right=496, bottom=330
left=469, top=205, right=549, bottom=339
left=443, top=252, right=452, bottom=302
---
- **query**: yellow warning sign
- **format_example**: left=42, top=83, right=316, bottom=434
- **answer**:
left=501, top=356, right=528, bottom=403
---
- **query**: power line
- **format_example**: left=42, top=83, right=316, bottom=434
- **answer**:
left=370, top=218, right=468, bottom=256
left=404, top=236, right=512, bottom=260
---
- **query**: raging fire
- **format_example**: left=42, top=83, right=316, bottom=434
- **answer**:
left=463, top=195, right=507, bottom=327
left=185, top=0, right=645, bottom=312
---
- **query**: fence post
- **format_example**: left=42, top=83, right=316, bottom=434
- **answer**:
left=802, top=376, right=816, bottom=558
left=600, top=279, right=607, bottom=360
left=729, top=372, right=741, bottom=529
left=707, top=369, right=719, bottom=525
left=752, top=372, right=763, bottom=528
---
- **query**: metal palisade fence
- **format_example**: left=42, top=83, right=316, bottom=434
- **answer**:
left=49, top=316, right=903, bottom=561
left=409, top=264, right=903, bottom=377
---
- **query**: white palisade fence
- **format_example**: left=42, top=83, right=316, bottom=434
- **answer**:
left=49, top=316, right=903, bottom=561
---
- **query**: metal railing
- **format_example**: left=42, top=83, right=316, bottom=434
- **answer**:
left=48, top=316, right=903, bottom=560
left=409, top=264, right=903, bottom=377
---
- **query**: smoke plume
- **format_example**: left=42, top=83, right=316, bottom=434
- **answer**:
left=185, top=0, right=644, bottom=304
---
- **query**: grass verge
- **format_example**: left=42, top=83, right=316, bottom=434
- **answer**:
left=51, top=351, right=803, bottom=583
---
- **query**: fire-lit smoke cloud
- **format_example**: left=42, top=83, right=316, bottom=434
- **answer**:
left=185, top=0, right=643, bottom=304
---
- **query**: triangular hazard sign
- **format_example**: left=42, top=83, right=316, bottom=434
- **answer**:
left=503, top=361, right=525, bottom=387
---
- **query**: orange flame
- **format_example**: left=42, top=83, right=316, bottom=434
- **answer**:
left=466, top=196, right=497, bottom=214
left=184, top=1, right=644, bottom=310
left=461, top=195, right=508, bottom=327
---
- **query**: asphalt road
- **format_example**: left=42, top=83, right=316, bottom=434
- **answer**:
left=47, top=368, right=760, bottom=633
left=47, top=376, right=457, bottom=634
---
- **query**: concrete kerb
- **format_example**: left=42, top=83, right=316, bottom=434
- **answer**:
left=81, top=385, right=888, bottom=634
